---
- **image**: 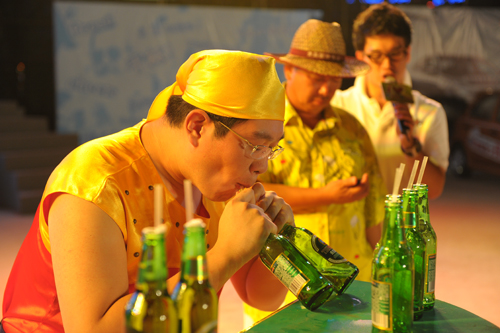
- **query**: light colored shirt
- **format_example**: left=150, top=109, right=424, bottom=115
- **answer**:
left=332, top=72, right=449, bottom=194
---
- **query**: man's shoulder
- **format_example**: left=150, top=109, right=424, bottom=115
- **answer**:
left=331, top=84, right=369, bottom=120
left=332, top=105, right=365, bottom=129
left=412, top=90, right=443, bottom=110
left=51, top=122, right=150, bottom=192
left=332, top=85, right=358, bottom=102
left=72, top=124, right=145, bottom=167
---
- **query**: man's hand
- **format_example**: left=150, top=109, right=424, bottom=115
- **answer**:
left=226, top=183, right=294, bottom=310
left=212, top=183, right=292, bottom=272
left=323, top=173, right=370, bottom=204
left=393, top=102, right=415, bottom=148
left=254, top=183, right=295, bottom=232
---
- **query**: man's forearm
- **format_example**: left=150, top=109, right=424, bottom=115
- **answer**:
left=205, top=247, right=242, bottom=292
left=231, top=256, right=288, bottom=311
left=403, top=154, right=446, bottom=199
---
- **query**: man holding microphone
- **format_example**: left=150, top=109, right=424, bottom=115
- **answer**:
left=332, top=2, right=449, bottom=199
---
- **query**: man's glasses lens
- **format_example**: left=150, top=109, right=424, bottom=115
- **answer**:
left=367, top=50, right=406, bottom=64
left=217, top=121, right=284, bottom=160
left=251, top=146, right=284, bottom=160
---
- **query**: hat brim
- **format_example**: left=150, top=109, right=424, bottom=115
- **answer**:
left=265, top=52, right=370, bottom=78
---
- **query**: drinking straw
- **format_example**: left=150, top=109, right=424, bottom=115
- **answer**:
left=154, top=184, right=163, bottom=227
left=184, top=179, right=194, bottom=222
left=407, top=160, right=420, bottom=189
left=392, top=164, right=405, bottom=202
left=416, top=156, right=429, bottom=185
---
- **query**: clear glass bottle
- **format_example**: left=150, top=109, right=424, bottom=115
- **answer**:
left=172, top=219, right=218, bottom=333
left=279, top=224, right=359, bottom=295
left=260, top=232, right=335, bottom=311
left=125, top=225, right=178, bottom=333
left=413, top=183, right=437, bottom=311
left=402, top=188, right=426, bottom=320
left=372, top=195, right=414, bottom=333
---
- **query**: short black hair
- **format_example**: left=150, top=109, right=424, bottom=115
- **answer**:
left=165, top=95, right=246, bottom=138
left=352, top=2, right=412, bottom=51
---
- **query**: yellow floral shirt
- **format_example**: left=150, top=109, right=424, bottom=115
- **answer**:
left=259, top=99, right=386, bottom=281
left=243, top=98, right=386, bottom=327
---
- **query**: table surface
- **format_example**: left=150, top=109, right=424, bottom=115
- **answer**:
left=242, top=281, right=500, bottom=332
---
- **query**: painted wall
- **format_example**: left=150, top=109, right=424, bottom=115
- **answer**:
left=53, top=1, right=321, bottom=143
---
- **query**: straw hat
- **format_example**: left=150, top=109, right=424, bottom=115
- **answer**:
left=266, top=19, right=369, bottom=78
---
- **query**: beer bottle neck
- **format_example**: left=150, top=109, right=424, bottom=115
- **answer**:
left=413, top=184, right=430, bottom=225
left=136, top=229, right=168, bottom=291
left=402, top=188, right=418, bottom=229
left=381, top=197, right=406, bottom=245
left=181, top=226, right=210, bottom=283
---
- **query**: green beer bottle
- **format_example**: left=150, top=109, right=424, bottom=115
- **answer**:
left=279, top=224, right=359, bottom=295
left=125, top=225, right=178, bottom=333
left=172, top=219, right=218, bottom=333
left=402, top=188, right=426, bottom=320
left=372, top=195, right=414, bottom=333
left=260, top=232, right=335, bottom=311
left=413, top=183, right=437, bottom=310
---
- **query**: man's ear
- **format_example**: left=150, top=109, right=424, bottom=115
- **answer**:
left=185, top=109, right=210, bottom=147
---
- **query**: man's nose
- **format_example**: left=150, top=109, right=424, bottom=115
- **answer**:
left=250, top=157, right=269, bottom=175
left=318, top=80, right=338, bottom=97
left=380, top=55, right=393, bottom=69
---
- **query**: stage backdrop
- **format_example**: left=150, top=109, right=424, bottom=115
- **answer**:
left=53, top=1, right=322, bottom=143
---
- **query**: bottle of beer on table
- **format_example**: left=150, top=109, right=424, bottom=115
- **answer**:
left=125, top=224, right=178, bottom=333
left=279, top=224, right=359, bottom=295
left=413, top=183, right=437, bottom=310
left=372, top=195, right=414, bottom=333
left=402, top=188, right=426, bottom=320
left=172, top=219, right=218, bottom=333
left=260, top=232, right=335, bottom=311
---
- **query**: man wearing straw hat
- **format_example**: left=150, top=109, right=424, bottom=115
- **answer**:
left=332, top=2, right=449, bottom=199
left=242, top=19, right=386, bottom=326
left=1, top=50, right=294, bottom=332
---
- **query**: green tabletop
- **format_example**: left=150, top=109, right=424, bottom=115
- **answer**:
left=242, top=281, right=500, bottom=332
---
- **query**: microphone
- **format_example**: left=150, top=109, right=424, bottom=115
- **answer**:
left=382, top=76, right=414, bottom=139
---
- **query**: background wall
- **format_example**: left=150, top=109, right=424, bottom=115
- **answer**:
left=0, top=0, right=364, bottom=133
left=53, top=2, right=321, bottom=143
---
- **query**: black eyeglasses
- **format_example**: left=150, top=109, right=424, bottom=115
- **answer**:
left=365, top=49, right=408, bottom=65
left=217, top=121, right=284, bottom=160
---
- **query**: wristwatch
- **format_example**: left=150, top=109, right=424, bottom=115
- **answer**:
left=401, top=138, right=422, bottom=158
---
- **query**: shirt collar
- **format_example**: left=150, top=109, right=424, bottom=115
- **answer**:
left=283, top=93, right=340, bottom=131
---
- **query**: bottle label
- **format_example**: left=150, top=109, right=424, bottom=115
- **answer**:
left=426, top=254, right=437, bottom=293
left=311, top=236, right=347, bottom=264
left=372, top=280, right=392, bottom=331
left=271, top=254, right=309, bottom=297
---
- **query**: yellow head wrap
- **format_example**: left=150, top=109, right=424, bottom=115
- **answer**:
left=146, top=50, right=285, bottom=122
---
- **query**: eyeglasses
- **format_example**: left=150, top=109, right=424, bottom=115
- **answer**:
left=217, top=121, right=284, bottom=160
left=365, top=49, right=408, bottom=65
